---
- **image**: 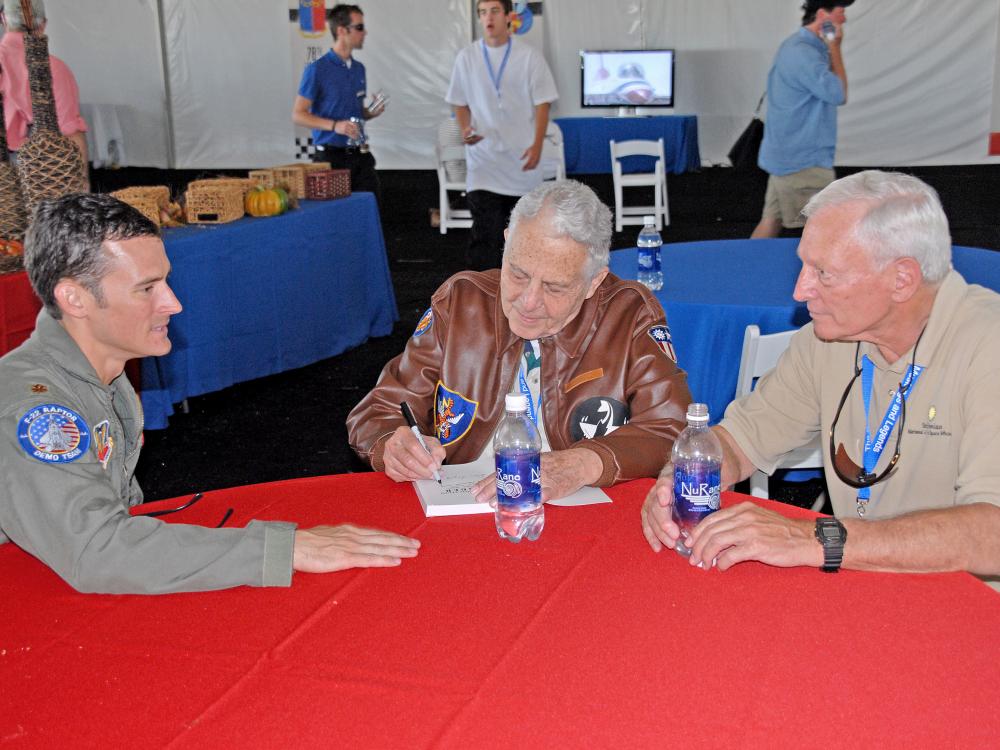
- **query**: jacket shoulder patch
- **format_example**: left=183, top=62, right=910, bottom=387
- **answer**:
left=17, top=403, right=91, bottom=464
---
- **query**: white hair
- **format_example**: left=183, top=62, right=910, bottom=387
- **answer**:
left=505, top=180, right=612, bottom=279
left=803, top=170, right=952, bottom=283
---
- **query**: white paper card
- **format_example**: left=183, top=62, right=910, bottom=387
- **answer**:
left=413, top=456, right=612, bottom=517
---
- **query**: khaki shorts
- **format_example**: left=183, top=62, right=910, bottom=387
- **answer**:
left=762, top=167, right=836, bottom=228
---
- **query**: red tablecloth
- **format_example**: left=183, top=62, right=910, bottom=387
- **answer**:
left=0, top=270, right=41, bottom=355
left=2, top=474, right=998, bottom=748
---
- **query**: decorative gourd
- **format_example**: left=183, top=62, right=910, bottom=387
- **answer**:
left=15, top=0, right=87, bottom=216
left=245, top=186, right=288, bottom=217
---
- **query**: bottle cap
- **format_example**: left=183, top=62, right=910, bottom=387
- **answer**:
left=505, top=393, right=529, bottom=412
left=642, top=215, right=655, bottom=225
left=686, top=402, right=709, bottom=422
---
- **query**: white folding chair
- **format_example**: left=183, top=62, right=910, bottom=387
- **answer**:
left=609, top=138, right=669, bottom=232
left=735, top=325, right=825, bottom=511
left=540, top=121, right=566, bottom=182
left=435, top=143, right=472, bottom=234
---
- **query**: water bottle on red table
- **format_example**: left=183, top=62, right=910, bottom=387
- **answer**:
left=494, top=393, right=543, bottom=543
left=671, top=402, right=722, bottom=557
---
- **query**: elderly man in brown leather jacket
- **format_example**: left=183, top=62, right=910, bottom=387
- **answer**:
left=347, top=179, right=691, bottom=502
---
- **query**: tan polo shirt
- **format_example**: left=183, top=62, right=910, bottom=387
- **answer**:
left=722, top=270, right=1000, bottom=522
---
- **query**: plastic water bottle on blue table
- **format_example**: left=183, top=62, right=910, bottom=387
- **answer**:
left=494, top=393, right=544, bottom=543
left=637, top=215, right=663, bottom=291
left=671, top=403, right=722, bottom=557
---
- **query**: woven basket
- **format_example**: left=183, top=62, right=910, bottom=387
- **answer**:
left=248, top=169, right=275, bottom=190
left=271, top=165, right=307, bottom=199
left=0, top=92, right=27, bottom=241
left=188, top=177, right=254, bottom=199
left=111, top=186, right=170, bottom=226
left=0, top=253, right=24, bottom=274
left=305, top=169, right=351, bottom=200
left=302, top=161, right=331, bottom=173
left=0, top=164, right=27, bottom=240
left=16, top=32, right=86, bottom=217
left=185, top=184, right=244, bottom=224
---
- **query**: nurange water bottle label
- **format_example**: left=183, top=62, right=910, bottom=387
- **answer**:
left=673, top=464, right=721, bottom=525
left=495, top=451, right=541, bottom=509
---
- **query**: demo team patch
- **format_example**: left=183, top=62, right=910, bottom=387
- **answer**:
left=17, top=404, right=91, bottom=463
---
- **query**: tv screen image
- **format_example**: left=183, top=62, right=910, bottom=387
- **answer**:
left=580, top=49, right=675, bottom=108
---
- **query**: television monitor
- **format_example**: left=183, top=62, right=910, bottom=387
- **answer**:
left=580, top=49, right=675, bottom=110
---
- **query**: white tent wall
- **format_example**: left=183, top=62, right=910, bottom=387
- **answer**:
left=38, top=0, right=1000, bottom=170
left=162, top=0, right=295, bottom=168
left=357, top=0, right=471, bottom=169
left=43, top=0, right=170, bottom=168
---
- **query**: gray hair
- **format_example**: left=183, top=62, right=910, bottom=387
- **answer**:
left=1, top=0, right=45, bottom=31
left=802, top=170, right=952, bottom=284
left=25, top=193, right=160, bottom=319
left=505, top=180, right=612, bottom=279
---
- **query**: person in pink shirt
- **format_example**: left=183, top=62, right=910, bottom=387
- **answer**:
left=0, top=0, right=88, bottom=189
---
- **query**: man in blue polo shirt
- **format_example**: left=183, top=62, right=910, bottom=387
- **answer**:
left=751, top=0, right=852, bottom=239
left=292, top=4, right=385, bottom=204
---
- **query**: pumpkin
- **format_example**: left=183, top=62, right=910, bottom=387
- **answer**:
left=245, top=187, right=288, bottom=217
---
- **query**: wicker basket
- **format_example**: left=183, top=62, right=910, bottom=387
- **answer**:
left=271, top=164, right=307, bottom=199
left=185, top=184, right=244, bottom=224
left=188, top=177, right=254, bottom=199
left=0, top=91, right=27, bottom=241
left=248, top=169, right=275, bottom=189
left=306, top=169, right=351, bottom=200
left=0, top=253, right=24, bottom=274
left=16, top=32, right=86, bottom=216
left=302, top=161, right=331, bottom=173
left=111, top=186, right=170, bottom=226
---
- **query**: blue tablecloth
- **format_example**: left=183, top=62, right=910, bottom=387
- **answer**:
left=610, top=239, right=1000, bottom=423
left=141, top=195, right=398, bottom=429
left=554, top=115, right=700, bottom=174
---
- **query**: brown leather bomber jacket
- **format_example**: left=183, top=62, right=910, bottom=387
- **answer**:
left=347, top=269, right=692, bottom=486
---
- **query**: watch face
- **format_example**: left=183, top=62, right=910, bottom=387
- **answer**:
left=816, top=519, right=846, bottom=543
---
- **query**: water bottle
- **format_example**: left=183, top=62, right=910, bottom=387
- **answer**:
left=494, top=393, right=544, bottom=543
left=671, top=403, right=722, bottom=557
left=637, top=216, right=663, bottom=291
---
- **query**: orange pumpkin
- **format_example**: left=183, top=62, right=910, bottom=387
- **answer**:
left=245, top=187, right=288, bottom=217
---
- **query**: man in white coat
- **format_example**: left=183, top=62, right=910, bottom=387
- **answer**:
left=446, top=0, right=558, bottom=271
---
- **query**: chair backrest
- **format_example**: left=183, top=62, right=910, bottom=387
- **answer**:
left=735, top=325, right=800, bottom=399
left=436, top=144, right=467, bottom=187
left=541, top=121, right=566, bottom=180
left=610, top=138, right=665, bottom=161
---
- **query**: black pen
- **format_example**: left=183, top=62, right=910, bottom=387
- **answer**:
left=400, top=401, right=442, bottom=484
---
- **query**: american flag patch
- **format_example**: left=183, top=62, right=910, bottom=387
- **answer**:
left=647, top=324, right=676, bottom=362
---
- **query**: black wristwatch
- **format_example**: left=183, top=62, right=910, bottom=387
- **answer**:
left=814, top=517, right=848, bottom=573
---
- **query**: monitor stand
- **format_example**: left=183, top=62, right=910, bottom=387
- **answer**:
left=616, top=106, right=638, bottom=117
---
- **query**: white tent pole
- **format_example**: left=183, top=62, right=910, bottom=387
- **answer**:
left=155, top=0, right=177, bottom=169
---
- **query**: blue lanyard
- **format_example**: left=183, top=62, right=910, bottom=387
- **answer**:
left=857, top=355, right=924, bottom=502
left=518, top=340, right=540, bottom=425
left=481, top=38, right=512, bottom=101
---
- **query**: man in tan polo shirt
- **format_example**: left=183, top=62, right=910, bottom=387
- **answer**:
left=642, top=170, right=1000, bottom=587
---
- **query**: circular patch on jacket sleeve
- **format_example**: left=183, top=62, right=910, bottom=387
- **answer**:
left=16, top=404, right=91, bottom=464
left=570, top=397, right=630, bottom=441
left=413, top=308, right=434, bottom=338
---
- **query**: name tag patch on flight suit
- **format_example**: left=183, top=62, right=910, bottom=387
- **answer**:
left=434, top=381, right=478, bottom=446
left=17, top=404, right=91, bottom=464
left=647, top=325, right=677, bottom=362
left=93, top=420, right=114, bottom=470
left=413, top=308, right=434, bottom=338
left=571, top=397, right=630, bottom=441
